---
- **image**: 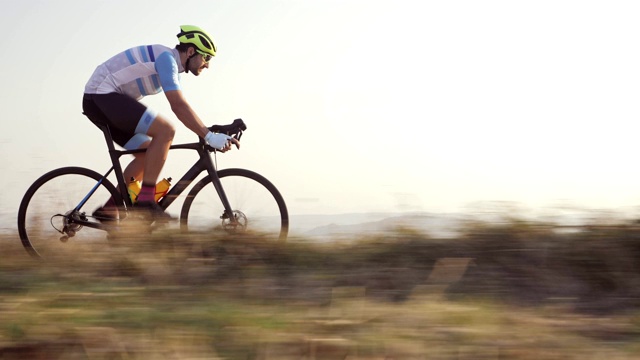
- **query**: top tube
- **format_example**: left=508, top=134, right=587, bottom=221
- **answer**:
left=113, top=141, right=208, bottom=156
left=101, top=118, right=244, bottom=157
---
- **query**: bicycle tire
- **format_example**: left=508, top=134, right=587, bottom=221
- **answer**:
left=17, top=166, right=121, bottom=259
left=180, top=168, right=289, bottom=242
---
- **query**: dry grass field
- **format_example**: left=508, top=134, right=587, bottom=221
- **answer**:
left=2, top=215, right=640, bottom=359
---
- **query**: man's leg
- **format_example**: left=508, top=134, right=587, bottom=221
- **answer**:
left=96, top=149, right=146, bottom=217
left=142, top=114, right=175, bottom=185
left=123, top=148, right=147, bottom=183
left=136, top=115, right=175, bottom=204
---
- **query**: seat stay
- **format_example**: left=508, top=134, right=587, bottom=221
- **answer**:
left=74, top=166, right=115, bottom=212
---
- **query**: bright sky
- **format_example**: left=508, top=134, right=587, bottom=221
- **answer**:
left=2, top=0, right=640, bottom=231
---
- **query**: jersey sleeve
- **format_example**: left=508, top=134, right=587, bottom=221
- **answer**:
left=155, top=51, right=181, bottom=92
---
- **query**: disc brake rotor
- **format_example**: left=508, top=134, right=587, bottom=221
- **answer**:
left=221, top=210, right=247, bottom=233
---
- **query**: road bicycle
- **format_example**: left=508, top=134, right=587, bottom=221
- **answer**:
left=17, top=119, right=289, bottom=259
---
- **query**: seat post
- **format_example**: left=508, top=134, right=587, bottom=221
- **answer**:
left=97, top=124, right=130, bottom=206
left=97, top=123, right=117, bottom=152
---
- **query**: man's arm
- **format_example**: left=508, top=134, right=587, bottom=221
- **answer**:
left=164, top=89, right=239, bottom=150
left=164, top=89, right=209, bottom=138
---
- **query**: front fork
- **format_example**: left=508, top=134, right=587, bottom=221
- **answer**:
left=202, top=152, right=237, bottom=223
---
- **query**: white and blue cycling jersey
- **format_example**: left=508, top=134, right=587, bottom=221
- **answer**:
left=84, top=44, right=183, bottom=99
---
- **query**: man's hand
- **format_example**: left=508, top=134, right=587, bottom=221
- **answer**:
left=205, top=131, right=240, bottom=152
left=219, top=137, right=240, bottom=152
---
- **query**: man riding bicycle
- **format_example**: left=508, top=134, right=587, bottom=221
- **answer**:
left=82, top=25, right=239, bottom=221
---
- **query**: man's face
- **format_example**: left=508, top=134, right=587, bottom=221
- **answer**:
left=189, top=51, right=210, bottom=76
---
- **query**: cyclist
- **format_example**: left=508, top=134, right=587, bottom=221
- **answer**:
left=82, top=25, right=239, bottom=221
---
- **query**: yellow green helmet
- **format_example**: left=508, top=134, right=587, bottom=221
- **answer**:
left=177, top=25, right=216, bottom=57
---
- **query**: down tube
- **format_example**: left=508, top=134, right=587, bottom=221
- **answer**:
left=157, top=158, right=206, bottom=210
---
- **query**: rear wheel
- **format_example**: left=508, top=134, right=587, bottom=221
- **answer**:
left=180, top=168, right=289, bottom=242
left=17, top=167, right=121, bottom=259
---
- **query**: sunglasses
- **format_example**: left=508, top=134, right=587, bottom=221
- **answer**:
left=196, top=50, right=212, bottom=63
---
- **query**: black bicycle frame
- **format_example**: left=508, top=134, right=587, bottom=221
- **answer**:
left=93, top=124, right=235, bottom=224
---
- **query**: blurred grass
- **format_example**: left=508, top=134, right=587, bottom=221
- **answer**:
left=2, top=214, right=640, bottom=359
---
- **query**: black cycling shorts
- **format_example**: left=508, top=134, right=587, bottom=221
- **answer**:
left=82, top=93, right=156, bottom=149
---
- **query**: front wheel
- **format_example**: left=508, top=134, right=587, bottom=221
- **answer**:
left=180, top=168, right=289, bottom=242
left=17, top=167, right=121, bottom=259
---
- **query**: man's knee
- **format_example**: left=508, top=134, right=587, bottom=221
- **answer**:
left=161, top=123, right=176, bottom=141
left=149, top=116, right=176, bottom=141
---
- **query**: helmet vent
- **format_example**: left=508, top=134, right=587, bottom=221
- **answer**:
left=200, top=36, right=212, bottom=50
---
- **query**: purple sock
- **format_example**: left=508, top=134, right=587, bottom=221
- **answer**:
left=137, top=184, right=156, bottom=203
